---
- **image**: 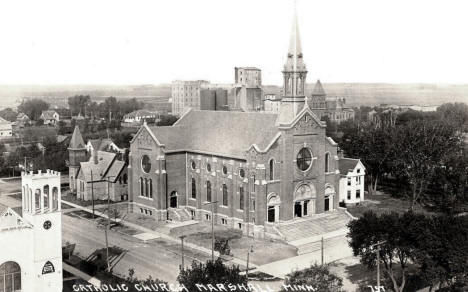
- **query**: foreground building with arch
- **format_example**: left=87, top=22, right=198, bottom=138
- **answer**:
left=127, top=9, right=363, bottom=238
left=0, top=170, right=62, bottom=292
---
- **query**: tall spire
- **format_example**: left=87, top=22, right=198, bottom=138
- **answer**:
left=278, top=0, right=309, bottom=125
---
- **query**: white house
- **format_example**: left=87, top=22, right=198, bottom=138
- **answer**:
left=86, top=138, right=125, bottom=156
left=0, top=170, right=63, bottom=292
left=338, top=158, right=366, bottom=205
left=40, top=110, right=60, bottom=125
left=0, top=117, right=13, bottom=137
left=123, top=110, right=157, bottom=124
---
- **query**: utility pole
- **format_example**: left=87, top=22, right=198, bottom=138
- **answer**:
left=370, top=240, right=386, bottom=291
left=246, top=245, right=254, bottom=282
left=203, top=200, right=218, bottom=262
left=103, top=175, right=115, bottom=273
left=321, top=237, right=324, bottom=266
left=90, top=170, right=95, bottom=219
left=180, top=235, right=186, bottom=271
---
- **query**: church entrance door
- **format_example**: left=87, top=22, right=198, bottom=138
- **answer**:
left=170, top=191, right=178, bottom=208
left=268, top=206, right=276, bottom=222
left=294, top=202, right=302, bottom=217
left=324, top=196, right=330, bottom=211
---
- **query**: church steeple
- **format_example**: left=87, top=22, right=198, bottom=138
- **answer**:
left=278, top=2, right=308, bottom=125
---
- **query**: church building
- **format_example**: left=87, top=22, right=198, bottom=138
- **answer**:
left=0, top=170, right=63, bottom=292
left=128, top=10, right=356, bottom=237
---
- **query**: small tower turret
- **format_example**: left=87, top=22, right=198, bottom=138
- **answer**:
left=68, top=125, right=87, bottom=193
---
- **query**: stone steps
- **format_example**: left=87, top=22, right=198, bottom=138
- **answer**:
left=277, top=210, right=351, bottom=242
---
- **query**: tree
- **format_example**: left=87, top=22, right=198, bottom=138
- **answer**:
left=347, top=211, right=427, bottom=292
left=280, top=264, right=343, bottom=292
left=413, top=215, right=468, bottom=291
left=0, top=108, right=18, bottom=122
left=157, top=114, right=178, bottom=126
left=340, top=123, right=393, bottom=195
left=392, top=119, right=461, bottom=210
left=177, top=258, right=247, bottom=291
left=437, top=102, right=468, bottom=129
left=68, top=95, right=91, bottom=116
left=17, top=98, right=49, bottom=121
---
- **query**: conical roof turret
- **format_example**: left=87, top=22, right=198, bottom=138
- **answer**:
left=69, top=125, right=86, bottom=150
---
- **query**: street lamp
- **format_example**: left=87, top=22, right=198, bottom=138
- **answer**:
left=202, top=200, right=219, bottom=262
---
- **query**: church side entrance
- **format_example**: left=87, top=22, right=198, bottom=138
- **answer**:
left=293, top=183, right=316, bottom=218
left=267, top=193, right=280, bottom=223
left=324, top=185, right=335, bottom=212
left=170, top=191, right=178, bottom=208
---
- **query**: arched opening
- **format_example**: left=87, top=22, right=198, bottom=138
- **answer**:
left=324, top=185, right=335, bottom=212
left=325, top=152, right=330, bottom=173
left=35, top=189, right=41, bottom=211
left=145, top=178, right=149, bottom=197
left=294, top=184, right=316, bottom=218
left=269, top=159, right=275, bottom=181
left=191, top=178, right=196, bottom=199
left=206, top=181, right=212, bottom=202
left=239, top=186, right=244, bottom=210
left=149, top=179, right=153, bottom=198
left=139, top=178, right=144, bottom=197
left=43, top=185, right=50, bottom=210
left=52, top=187, right=59, bottom=211
left=170, top=191, right=178, bottom=208
left=123, top=173, right=128, bottom=184
left=0, top=261, right=21, bottom=292
left=222, top=184, right=228, bottom=206
left=267, top=193, right=281, bottom=223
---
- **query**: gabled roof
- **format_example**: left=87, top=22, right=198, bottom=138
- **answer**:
left=124, top=110, right=156, bottom=119
left=79, top=151, right=117, bottom=182
left=0, top=207, right=30, bottom=231
left=338, top=158, right=363, bottom=175
left=41, top=110, right=58, bottom=120
left=147, top=110, right=279, bottom=159
left=0, top=117, right=12, bottom=125
left=312, top=80, right=326, bottom=96
left=69, top=126, right=86, bottom=150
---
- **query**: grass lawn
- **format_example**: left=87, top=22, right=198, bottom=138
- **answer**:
left=170, top=223, right=297, bottom=266
left=347, top=191, right=434, bottom=218
left=62, top=192, right=122, bottom=207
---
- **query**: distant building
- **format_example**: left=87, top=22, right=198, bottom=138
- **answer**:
left=263, top=94, right=281, bottom=113
left=0, top=170, right=63, bottom=292
left=338, top=158, right=365, bottom=205
left=171, top=80, right=210, bottom=116
left=123, top=110, right=158, bottom=124
left=200, top=88, right=229, bottom=111
left=68, top=126, right=89, bottom=194
left=16, top=113, right=30, bottom=128
left=86, top=138, right=125, bottom=157
left=0, top=117, right=13, bottom=137
left=40, top=110, right=60, bottom=125
left=232, top=67, right=263, bottom=111
left=307, top=80, right=355, bottom=124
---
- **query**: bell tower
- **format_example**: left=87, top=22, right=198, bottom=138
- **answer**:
left=68, top=125, right=87, bottom=193
left=278, top=3, right=308, bottom=125
left=21, top=170, right=63, bottom=292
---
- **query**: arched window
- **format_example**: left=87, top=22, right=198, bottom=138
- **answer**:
left=0, top=261, right=21, bottom=292
left=206, top=181, right=211, bottom=202
left=239, top=186, right=244, bottom=210
left=140, top=178, right=144, bottom=196
left=191, top=178, right=196, bottom=199
left=145, top=178, right=149, bottom=197
left=123, top=173, right=128, bottom=184
left=222, top=184, right=228, bottom=206
left=325, top=153, right=330, bottom=173
left=35, top=189, right=41, bottom=211
left=269, top=159, right=275, bottom=181
left=149, top=179, right=153, bottom=198
left=52, top=187, right=59, bottom=210
left=43, top=185, right=50, bottom=210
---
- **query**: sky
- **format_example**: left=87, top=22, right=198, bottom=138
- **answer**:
left=0, top=0, right=467, bottom=85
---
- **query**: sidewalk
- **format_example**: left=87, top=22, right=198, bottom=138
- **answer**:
left=63, top=263, right=101, bottom=286
left=61, top=199, right=257, bottom=270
